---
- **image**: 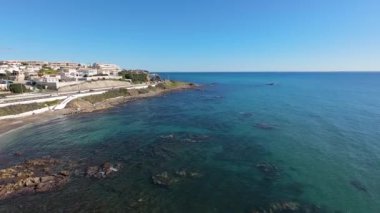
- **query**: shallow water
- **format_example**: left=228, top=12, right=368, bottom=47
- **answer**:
left=1, top=72, right=380, bottom=212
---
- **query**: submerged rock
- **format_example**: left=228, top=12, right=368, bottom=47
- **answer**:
left=160, top=134, right=175, bottom=139
left=175, top=169, right=202, bottom=178
left=13, top=152, right=22, bottom=157
left=254, top=123, right=276, bottom=130
left=85, top=162, right=121, bottom=179
left=256, top=162, right=280, bottom=180
left=182, top=134, right=210, bottom=143
left=350, top=180, right=367, bottom=192
left=252, top=201, right=324, bottom=213
left=239, top=112, right=254, bottom=118
left=152, top=171, right=178, bottom=187
left=252, top=201, right=300, bottom=213
left=152, top=169, right=202, bottom=187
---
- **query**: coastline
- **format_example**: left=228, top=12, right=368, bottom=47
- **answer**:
left=0, top=82, right=196, bottom=137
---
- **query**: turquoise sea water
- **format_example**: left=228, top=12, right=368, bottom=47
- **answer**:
left=1, top=72, right=380, bottom=212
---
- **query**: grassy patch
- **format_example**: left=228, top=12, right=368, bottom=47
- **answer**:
left=0, top=100, right=60, bottom=116
left=82, top=88, right=132, bottom=104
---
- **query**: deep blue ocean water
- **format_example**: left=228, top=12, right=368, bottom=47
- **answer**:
left=0, top=72, right=380, bottom=212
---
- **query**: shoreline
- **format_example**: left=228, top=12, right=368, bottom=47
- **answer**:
left=0, top=82, right=197, bottom=137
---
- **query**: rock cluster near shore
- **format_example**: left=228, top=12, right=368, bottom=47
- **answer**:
left=0, top=157, right=74, bottom=200
left=65, top=81, right=196, bottom=114
left=86, top=162, right=121, bottom=179
left=0, top=157, right=122, bottom=201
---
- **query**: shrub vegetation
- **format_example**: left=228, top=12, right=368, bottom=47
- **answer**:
left=9, top=84, right=28, bottom=93
left=119, top=70, right=148, bottom=83
left=82, top=88, right=131, bottom=104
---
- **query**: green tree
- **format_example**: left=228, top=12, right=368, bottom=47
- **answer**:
left=120, top=71, right=148, bottom=83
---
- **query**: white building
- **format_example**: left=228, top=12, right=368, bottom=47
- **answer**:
left=0, top=80, right=12, bottom=90
left=60, top=68, right=78, bottom=78
left=25, top=65, right=42, bottom=73
left=1, top=60, right=22, bottom=66
left=94, top=63, right=121, bottom=76
left=49, top=62, right=80, bottom=70
left=40, top=75, right=61, bottom=83
left=0, top=65, right=8, bottom=74
left=24, top=61, right=48, bottom=66
left=81, top=69, right=98, bottom=76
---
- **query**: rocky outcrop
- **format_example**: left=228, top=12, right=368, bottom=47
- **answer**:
left=0, top=157, right=74, bottom=200
left=0, top=158, right=123, bottom=200
left=85, top=162, right=121, bottom=179
left=65, top=99, right=95, bottom=112
left=152, top=172, right=178, bottom=187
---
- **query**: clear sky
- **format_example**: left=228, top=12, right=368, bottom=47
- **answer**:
left=1, top=0, right=379, bottom=71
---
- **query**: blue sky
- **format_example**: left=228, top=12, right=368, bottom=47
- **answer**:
left=1, top=0, right=379, bottom=71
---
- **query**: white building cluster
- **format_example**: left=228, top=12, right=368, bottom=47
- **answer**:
left=0, top=60, right=123, bottom=90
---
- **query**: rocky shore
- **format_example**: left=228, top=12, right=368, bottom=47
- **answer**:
left=0, top=157, right=74, bottom=200
left=0, top=157, right=122, bottom=201
left=0, top=81, right=197, bottom=136
left=65, top=81, right=196, bottom=113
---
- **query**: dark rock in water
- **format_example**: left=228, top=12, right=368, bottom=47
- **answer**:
left=86, top=166, right=99, bottom=177
left=201, top=95, right=224, bottom=101
left=152, top=172, right=178, bottom=187
left=350, top=180, right=367, bottom=192
left=59, top=170, right=70, bottom=176
left=256, top=162, right=280, bottom=180
left=13, top=152, right=22, bottom=157
left=254, top=123, right=275, bottom=130
left=86, top=162, right=121, bottom=179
